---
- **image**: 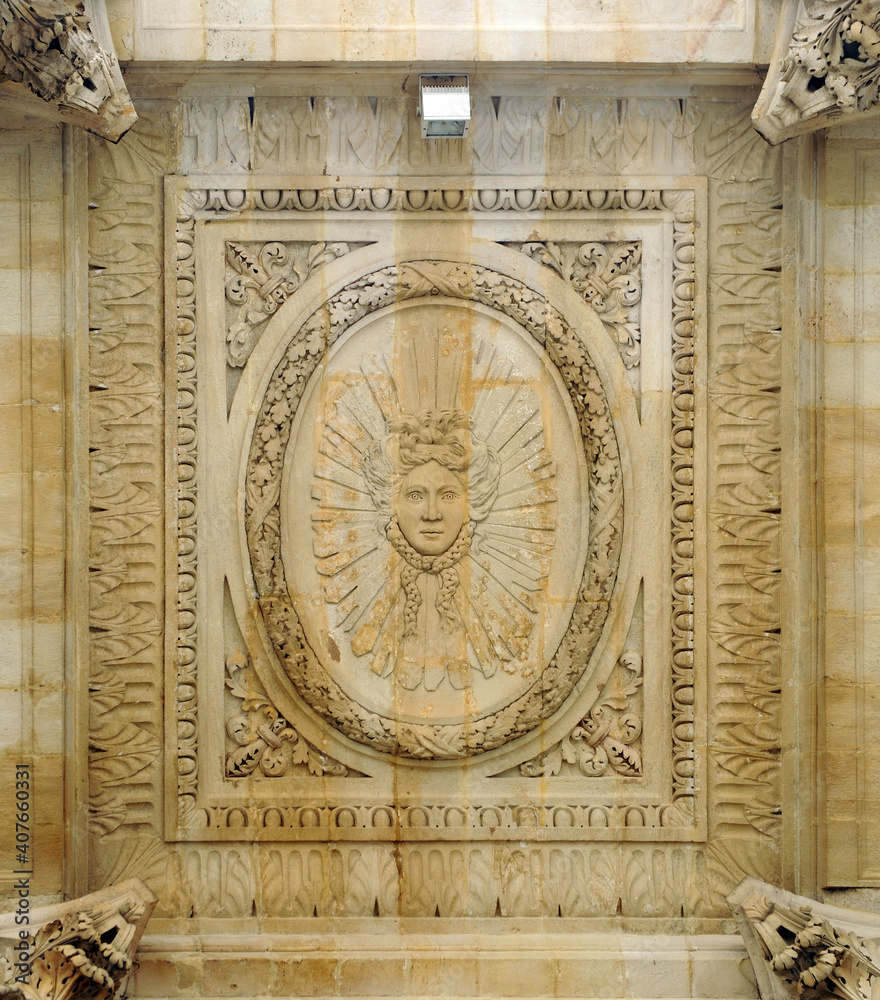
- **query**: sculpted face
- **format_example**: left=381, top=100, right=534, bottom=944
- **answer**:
left=396, top=460, right=466, bottom=556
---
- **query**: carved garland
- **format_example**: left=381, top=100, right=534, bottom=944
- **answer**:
left=172, top=186, right=696, bottom=827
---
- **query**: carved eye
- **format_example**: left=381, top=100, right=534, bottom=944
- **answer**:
left=442, top=492, right=458, bottom=501
left=407, top=491, right=422, bottom=502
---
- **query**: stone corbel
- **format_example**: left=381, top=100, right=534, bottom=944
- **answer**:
left=0, top=0, right=136, bottom=140
left=753, top=0, right=880, bottom=144
left=0, top=878, right=157, bottom=1000
left=729, top=877, right=880, bottom=999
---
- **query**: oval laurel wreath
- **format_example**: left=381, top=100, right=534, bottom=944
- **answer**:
left=245, top=260, right=624, bottom=760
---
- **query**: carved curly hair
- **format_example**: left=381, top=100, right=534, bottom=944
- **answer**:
left=362, top=409, right=501, bottom=524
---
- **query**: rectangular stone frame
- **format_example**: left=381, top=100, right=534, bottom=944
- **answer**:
left=163, top=175, right=709, bottom=846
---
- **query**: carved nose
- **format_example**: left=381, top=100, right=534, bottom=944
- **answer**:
left=425, top=497, right=441, bottom=520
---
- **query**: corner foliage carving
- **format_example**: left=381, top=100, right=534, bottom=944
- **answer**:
left=225, top=652, right=354, bottom=778
left=0, top=879, right=156, bottom=1000
left=225, top=240, right=368, bottom=367
left=0, top=0, right=136, bottom=139
left=518, top=652, right=643, bottom=778
left=754, top=0, right=880, bottom=143
left=504, top=240, right=642, bottom=368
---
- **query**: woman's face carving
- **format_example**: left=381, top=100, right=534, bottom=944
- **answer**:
left=396, top=460, right=466, bottom=556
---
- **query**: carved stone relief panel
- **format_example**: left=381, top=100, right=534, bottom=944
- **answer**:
left=165, top=181, right=703, bottom=845
left=86, top=100, right=783, bottom=922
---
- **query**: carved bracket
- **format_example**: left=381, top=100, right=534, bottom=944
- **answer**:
left=0, top=879, right=156, bottom=1000
left=0, top=0, right=136, bottom=140
left=729, top=878, right=880, bottom=999
left=754, top=0, right=880, bottom=143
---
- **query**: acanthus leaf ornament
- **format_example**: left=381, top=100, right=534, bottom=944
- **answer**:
left=519, top=652, right=643, bottom=778
left=224, top=652, right=354, bottom=778
left=729, top=878, right=880, bottom=1000
left=225, top=240, right=366, bottom=367
left=753, top=0, right=880, bottom=143
left=0, top=0, right=136, bottom=140
left=505, top=240, right=643, bottom=368
left=0, top=880, right=156, bottom=1000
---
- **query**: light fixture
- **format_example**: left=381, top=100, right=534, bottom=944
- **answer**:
left=418, top=75, right=470, bottom=138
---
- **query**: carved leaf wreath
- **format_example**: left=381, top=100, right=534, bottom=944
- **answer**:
left=246, top=261, right=624, bottom=759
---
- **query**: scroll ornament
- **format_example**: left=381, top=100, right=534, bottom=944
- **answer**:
left=519, top=652, right=643, bottom=778
left=224, top=651, right=350, bottom=778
